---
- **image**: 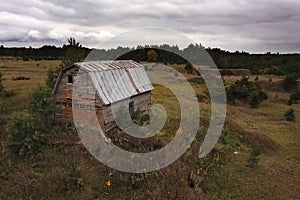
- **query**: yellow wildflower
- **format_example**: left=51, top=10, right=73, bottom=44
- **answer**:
left=157, top=131, right=165, bottom=137
left=106, top=180, right=111, bottom=187
left=176, top=129, right=183, bottom=135
left=77, top=178, right=84, bottom=186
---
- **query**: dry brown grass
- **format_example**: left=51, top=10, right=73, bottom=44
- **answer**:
left=0, top=59, right=60, bottom=111
left=224, top=74, right=300, bottom=199
left=0, top=61, right=300, bottom=199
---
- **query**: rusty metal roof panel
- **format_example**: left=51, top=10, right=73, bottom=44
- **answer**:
left=112, top=68, right=133, bottom=98
left=75, top=60, right=153, bottom=105
left=127, top=68, right=146, bottom=93
left=135, top=67, right=154, bottom=91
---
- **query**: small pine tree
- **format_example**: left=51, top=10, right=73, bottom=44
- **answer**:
left=28, top=84, right=55, bottom=129
left=0, top=101, right=8, bottom=121
left=226, top=87, right=236, bottom=105
left=46, top=67, right=56, bottom=89
left=283, top=74, right=298, bottom=91
left=247, top=148, right=261, bottom=168
left=288, top=90, right=300, bottom=105
left=60, top=37, right=84, bottom=69
left=250, top=93, right=259, bottom=108
left=6, top=84, right=54, bottom=156
left=284, top=108, right=296, bottom=121
left=254, top=76, right=259, bottom=81
left=185, top=63, right=193, bottom=74
left=226, top=76, right=267, bottom=107
left=268, top=77, right=272, bottom=83
left=46, top=37, right=84, bottom=89
left=258, top=90, right=268, bottom=100
left=7, top=113, right=44, bottom=156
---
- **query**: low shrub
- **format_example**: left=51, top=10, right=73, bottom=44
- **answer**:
left=249, top=93, right=260, bottom=108
left=282, top=74, right=298, bottom=91
left=284, top=108, right=296, bottom=121
left=247, top=148, right=261, bottom=168
left=0, top=72, right=16, bottom=97
left=1, top=90, right=16, bottom=97
left=0, top=101, right=8, bottom=121
left=6, top=84, right=54, bottom=156
left=185, top=63, right=193, bottom=74
left=131, top=109, right=150, bottom=126
left=288, top=90, right=300, bottom=105
left=12, top=76, right=30, bottom=81
left=6, top=113, right=45, bottom=156
left=226, top=76, right=267, bottom=107
left=196, top=94, right=206, bottom=102
left=28, top=84, right=55, bottom=129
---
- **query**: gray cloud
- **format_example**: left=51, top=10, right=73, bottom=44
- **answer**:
left=0, top=0, right=299, bottom=52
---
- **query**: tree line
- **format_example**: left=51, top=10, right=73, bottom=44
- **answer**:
left=1, top=43, right=299, bottom=75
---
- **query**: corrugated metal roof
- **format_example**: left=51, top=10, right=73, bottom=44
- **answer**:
left=75, top=60, right=153, bottom=105
left=75, top=60, right=142, bottom=72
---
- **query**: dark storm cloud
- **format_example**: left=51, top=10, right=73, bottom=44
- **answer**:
left=0, top=0, right=299, bottom=52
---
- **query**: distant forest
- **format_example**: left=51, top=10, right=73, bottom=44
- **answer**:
left=0, top=44, right=299, bottom=75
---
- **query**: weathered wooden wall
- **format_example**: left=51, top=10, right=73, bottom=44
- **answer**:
left=54, top=67, right=79, bottom=122
left=100, top=92, right=151, bottom=132
left=131, top=92, right=151, bottom=112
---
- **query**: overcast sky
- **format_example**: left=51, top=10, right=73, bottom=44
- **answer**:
left=1, top=0, right=300, bottom=53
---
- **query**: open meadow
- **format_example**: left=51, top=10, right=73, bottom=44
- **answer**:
left=0, top=59, right=299, bottom=199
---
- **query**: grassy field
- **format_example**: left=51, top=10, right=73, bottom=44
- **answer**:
left=0, top=60, right=299, bottom=199
left=0, top=59, right=60, bottom=111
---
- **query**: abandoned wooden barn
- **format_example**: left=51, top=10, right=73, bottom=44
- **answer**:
left=52, top=60, right=154, bottom=131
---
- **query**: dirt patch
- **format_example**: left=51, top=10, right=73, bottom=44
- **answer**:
left=268, top=93, right=289, bottom=104
left=256, top=80, right=285, bottom=93
left=189, top=77, right=204, bottom=85
left=227, top=120, right=278, bottom=152
left=241, top=131, right=278, bottom=152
